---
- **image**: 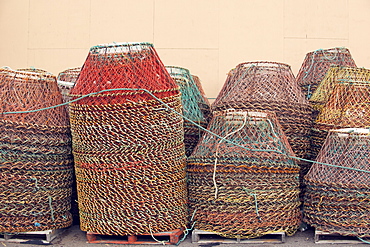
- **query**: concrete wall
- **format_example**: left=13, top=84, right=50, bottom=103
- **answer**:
left=1, top=0, right=369, bottom=98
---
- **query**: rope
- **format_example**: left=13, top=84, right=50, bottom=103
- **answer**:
left=213, top=112, right=248, bottom=199
left=148, top=225, right=168, bottom=245
left=2, top=87, right=370, bottom=174
left=358, top=237, right=370, bottom=244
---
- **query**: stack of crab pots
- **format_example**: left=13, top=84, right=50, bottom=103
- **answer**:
left=304, top=128, right=370, bottom=238
left=187, top=109, right=301, bottom=239
left=166, top=66, right=211, bottom=156
left=0, top=67, right=73, bottom=232
left=68, top=42, right=188, bottom=236
left=212, top=61, right=313, bottom=185
left=309, top=66, right=370, bottom=160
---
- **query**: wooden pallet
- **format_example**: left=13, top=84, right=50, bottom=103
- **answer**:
left=86, top=227, right=184, bottom=245
left=0, top=229, right=62, bottom=244
left=315, top=230, right=365, bottom=244
left=192, top=229, right=285, bottom=244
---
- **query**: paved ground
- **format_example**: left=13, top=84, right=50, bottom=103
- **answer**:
left=1, top=225, right=367, bottom=247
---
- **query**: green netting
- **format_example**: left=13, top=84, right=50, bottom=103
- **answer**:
left=166, top=66, right=211, bottom=156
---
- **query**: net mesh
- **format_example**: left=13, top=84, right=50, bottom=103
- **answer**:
left=192, top=74, right=211, bottom=115
left=304, top=128, right=370, bottom=237
left=0, top=68, right=73, bottom=232
left=296, top=47, right=356, bottom=99
left=310, top=67, right=370, bottom=159
left=310, top=66, right=370, bottom=114
left=212, top=61, right=313, bottom=180
left=166, top=66, right=211, bottom=156
left=69, top=42, right=188, bottom=236
left=187, top=109, right=301, bottom=239
left=57, top=67, right=81, bottom=105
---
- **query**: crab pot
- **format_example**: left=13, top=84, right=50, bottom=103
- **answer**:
left=166, top=66, right=211, bottom=156
left=0, top=68, right=73, bottom=232
left=212, top=61, right=313, bottom=179
left=296, top=47, right=356, bottom=99
left=310, top=67, right=370, bottom=159
left=191, top=74, right=212, bottom=122
left=69, top=43, right=188, bottom=236
left=310, top=66, right=370, bottom=116
left=187, top=109, right=301, bottom=239
left=304, top=128, right=370, bottom=238
left=57, top=67, right=81, bottom=105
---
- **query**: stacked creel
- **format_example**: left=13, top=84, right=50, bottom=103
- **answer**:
left=57, top=67, right=82, bottom=224
left=187, top=109, right=301, bottom=239
left=304, top=128, right=370, bottom=238
left=17, top=67, right=49, bottom=74
left=166, top=66, right=210, bottom=156
left=69, top=42, right=188, bottom=236
left=0, top=68, right=73, bottom=232
left=296, top=47, right=356, bottom=99
left=191, top=74, right=212, bottom=122
left=57, top=67, right=81, bottom=105
left=212, top=61, right=313, bottom=179
left=310, top=66, right=370, bottom=115
left=310, top=67, right=370, bottom=160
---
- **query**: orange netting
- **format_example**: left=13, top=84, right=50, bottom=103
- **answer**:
left=310, top=67, right=370, bottom=159
left=310, top=66, right=370, bottom=114
left=69, top=42, right=188, bottom=236
left=188, top=109, right=301, bottom=239
left=296, top=47, right=356, bottom=99
left=304, top=128, right=370, bottom=237
left=0, top=67, right=73, bottom=232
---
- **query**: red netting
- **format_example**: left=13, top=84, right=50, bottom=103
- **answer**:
left=0, top=68, right=73, bottom=232
left=188, top=109, right=301, bottom=239
left=69, top=43, right=178, bottom=105
left=310, top=67, right=370, bottom=159
left=296, top=47, right=356, bottom=99
left=69, top=42, right=188, bottom=236
left=304, top=128, right=370, bottom=237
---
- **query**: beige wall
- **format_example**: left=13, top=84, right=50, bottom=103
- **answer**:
left=1, top=0, right=370, bottom=98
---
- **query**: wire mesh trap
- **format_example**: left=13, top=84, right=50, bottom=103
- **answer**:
left=304, top=128, right=370, bottom=238
left=0, top=68, right=73, bottom=233
left=68, top=42, right=188, bottom=236
left=166, top=66, right=211, bottom=156
left=187, top=109, right=301, bottom=239
left=57, top=67, right=81, bottom=106
left=212, top=61, right=313, bottom=180
left=295, top=47, right=356, bottom=99
left=310, top=66, right=370, bottom=115
left=310, top=67, right=370, bottom=160
left=191, top=74, right=211, bottom=118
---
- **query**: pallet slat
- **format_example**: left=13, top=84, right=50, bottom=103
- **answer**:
left=86, top=228, right=184, bottom=245
left=315, top=230, right=365, bottom=244
left=0, top=229, right=61, bottom=244
left=192, top=229, right=285, bottom=244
